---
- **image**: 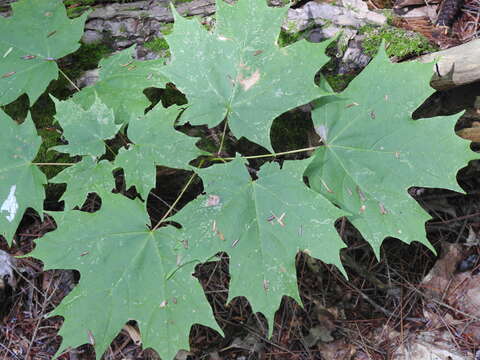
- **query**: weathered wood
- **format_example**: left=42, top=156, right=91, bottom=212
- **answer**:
left=457, top=122, right=480, bottom=142
left=417, top=39, right=480, bottom=90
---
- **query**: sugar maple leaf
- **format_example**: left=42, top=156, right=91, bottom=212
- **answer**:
left=114, top=104, right=205, bottom=199
left=49, top=157, right=115, bottom=210
left=0, top=111, right=46, bottom=244
left=30, top=194, right=220, bottom=360
left=0, top=0, right=87, bottom=106
left=162, top=0, right=331, bottom=150
left=52, top=97, right=120, bottom=158
left=172, top=158, right=347, bottom=330
left=305, top=48, right=475, bottom=256
left=73, top=47, right=169, bottom=125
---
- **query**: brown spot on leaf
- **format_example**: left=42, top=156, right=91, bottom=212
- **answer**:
left=2, top=71, right=15, bottom=79
left=238, top=69, right=260, bottom=91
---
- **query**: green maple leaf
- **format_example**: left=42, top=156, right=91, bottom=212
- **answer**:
left=0, top=0, right=87, bottom=106
left=50, top=157, right=115, bottom=209
left=172, top=158, right=346, bottom=328
left=162, top=0, right=331, bottom=150
left=305, top=48, right=475, bottom=256
left=0, top=111, right=46, bottom=244
left=115, top=105, right=204, bottom=199
left=73, top=47, right=169, bottom=124
left=30, top=193, right=220, bottom=360
left=52, top=96, right=121, bottom=158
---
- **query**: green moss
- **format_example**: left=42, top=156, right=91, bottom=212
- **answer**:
left=1, top=95, right=29, bottom=124
left=63, top=0, right=95, bottom=18
left=144, top=25, right=174, bottom=57
left=144, top=37, right=170, bottom=57
left=63, top=0, right=95, bottom=5
left=51, top=42, right=112, bottom=100
left=277, top=19, right=305, bottom=48
left=270, top=109, right=314, bottom=158
left=66, top=5, right=91, bottom=18
left=143, top=24, right=173, bottom=57
left=324, top=73, right=357, bottom=92
left=69, top=42, right=111, bottom=73
left=278, top=29, right=302, bottom=47
left=381, top=9, right=396, bottom=26
left=359, top=25, right=438, bottom=59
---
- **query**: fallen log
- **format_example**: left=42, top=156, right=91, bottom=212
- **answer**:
left=417, top=39, right=480, bottom=90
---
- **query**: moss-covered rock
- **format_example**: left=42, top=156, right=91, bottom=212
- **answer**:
left=278, top=29, right=303, bottom=47
left=143, top=24, right=174, bottom=57
left=359, top=24, right=438, bottom=59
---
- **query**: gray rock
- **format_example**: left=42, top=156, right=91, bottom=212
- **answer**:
left=0, top=250, right=16, bottom=289
left=341, top=0, right=387, bottom=26
left=338, top=35, right=372, bottom=74
left=136, top=44, right=162, bottom=60
left=306, top=26, right=355, bottom=43
left=82, top=29, right=105, bottom=44
left=84, top=0, right=215, bottom=54
left=283, top=0, right=386, bottom=33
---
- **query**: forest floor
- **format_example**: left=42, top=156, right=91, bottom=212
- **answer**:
left=1, top=0, right=480, bottom=359
left=1, top=143, right=480, bottom=360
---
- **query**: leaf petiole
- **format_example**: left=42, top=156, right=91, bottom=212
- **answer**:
left=211, top=145, right=321, bottom=161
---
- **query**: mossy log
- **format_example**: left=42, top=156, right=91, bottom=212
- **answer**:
left=417, top=39, right=480, bottom=90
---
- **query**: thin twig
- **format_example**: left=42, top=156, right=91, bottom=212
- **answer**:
left=33, top=162, right=75, bottom=166
left=217, top=119, right=229, bottom=158
left=151, top=171, right=198, bottom=231
left=0, top=342, right=21, bottom=360
left=212, top=146, right=320, bottom=161
left=25, top=279, right=57, bottom=359
left=58, top=68, right=81, bottom=92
